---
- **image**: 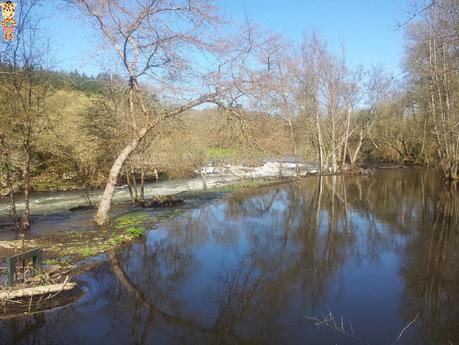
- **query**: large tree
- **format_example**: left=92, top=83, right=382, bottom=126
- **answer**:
left=73, top=0, right=255, bottom=226
left=404, top=0, right=459, bottom=180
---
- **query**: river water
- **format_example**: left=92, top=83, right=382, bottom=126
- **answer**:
left=0, top=169, right=457, bottom=345
left=0, top=161, right=316, bottom=237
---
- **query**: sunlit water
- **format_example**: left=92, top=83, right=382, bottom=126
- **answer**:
left=0, top=169, right=458, bottom=345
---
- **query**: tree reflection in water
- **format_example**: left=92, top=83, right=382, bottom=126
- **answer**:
left=0, top=170, right=457, bottom=345
left=400, top=184, right=459, bottom=344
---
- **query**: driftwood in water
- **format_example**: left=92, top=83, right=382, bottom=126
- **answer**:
left=0, top=282, right=76, bottom=300
left=138, top=195, right=184, bottom=208
left=69, top=204, right=96, bottom=212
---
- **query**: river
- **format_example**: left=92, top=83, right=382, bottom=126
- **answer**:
left=0, top=169, right=457, bottom=345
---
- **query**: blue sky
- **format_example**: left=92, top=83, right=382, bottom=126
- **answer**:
left=41, top=0, right=409, bottom=77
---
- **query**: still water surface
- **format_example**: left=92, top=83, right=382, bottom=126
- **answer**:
left=0, top=169, right=458, bottom=345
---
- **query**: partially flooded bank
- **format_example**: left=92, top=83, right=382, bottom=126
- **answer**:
left=0, top=178, right=292, bottom=317
left=0, top=178, right=290, bottom=262
left=1, top=169, right=458, bottom=345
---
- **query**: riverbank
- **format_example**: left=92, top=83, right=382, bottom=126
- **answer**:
left=2, top=178, right=293, bottom=261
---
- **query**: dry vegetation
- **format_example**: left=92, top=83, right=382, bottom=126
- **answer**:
left=0, top=0, right=457, bottom=229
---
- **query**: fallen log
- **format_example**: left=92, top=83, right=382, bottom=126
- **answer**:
left=0, top=282, right=76, bottom=300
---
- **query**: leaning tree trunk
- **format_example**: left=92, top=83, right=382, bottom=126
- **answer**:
left=95, top=130, right=147, bottom=226
left=342, top=105, right=351, bottom=167
left=351, top=130, right=364, bottom=166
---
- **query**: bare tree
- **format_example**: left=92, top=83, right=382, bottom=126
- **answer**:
left=297, top=34, right=361, bottom=173
left=254, top=35, right=299, bottom=156
left=404, top=0, right=459, bottom=180
left=72, top=0, right=236, bottom=226
left=0, top=0, right=52, bottom=231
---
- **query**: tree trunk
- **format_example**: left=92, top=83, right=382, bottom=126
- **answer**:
left=351, top=130, right=364, bottom=165
left=140, top=159, right=145, bottom=201
left=331, top=119, right=337, bottom=173
left=0, top=131, right=18, bottom=230
left=21, top=147, right=31, bottom=231
left=342, top=105, right=351, bottom=167
left=84, top=182, right=94, bottom=206
left=348, top=147, right=354, bottom=166
left=9, top=183, right=18, bottom=230
left=125, top=168, right=135, bottom=202
left=287, top=118, right=297, bottom=156
left=95, top=131, right=146, bottom=226
left=131, top=167, right=138, bottom=202
left=200, top=169, right=208, bottom=190
left=315, top=110, right=324, bottom=174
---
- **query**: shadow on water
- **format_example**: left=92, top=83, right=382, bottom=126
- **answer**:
left=0, top=169, right=457, bottom=345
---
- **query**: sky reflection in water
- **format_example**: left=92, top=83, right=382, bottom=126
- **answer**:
left=1, top=169, right=458, bottom=345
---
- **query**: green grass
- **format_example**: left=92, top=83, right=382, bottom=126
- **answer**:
left=44, top=258, right=59, bottom=265
left=77, top=247, right=99, bottom=257
left=206, top=147, right=235, bottom=158
left=115, top=212, right=151, bottom=229
left=109, top=235, right=126, bottom=245
left=126, top=226, right=146, bottom=238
